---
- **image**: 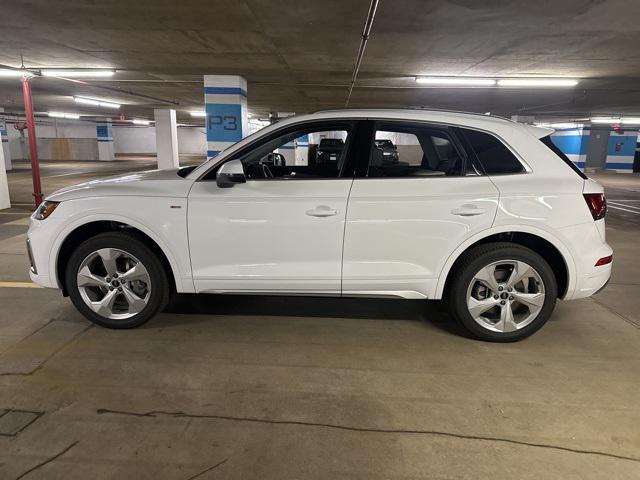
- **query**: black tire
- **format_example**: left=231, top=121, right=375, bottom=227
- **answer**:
left=448, top=242, right=558, bottom=342
left=66, top=232, right=170, bottom=329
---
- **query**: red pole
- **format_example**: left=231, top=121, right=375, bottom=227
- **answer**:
left=21, top=76, right=43, bottom=206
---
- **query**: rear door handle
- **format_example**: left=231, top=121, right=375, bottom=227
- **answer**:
left=306, top=205, right=338, bottom=217
left=451, top=204, right=486, bottom=216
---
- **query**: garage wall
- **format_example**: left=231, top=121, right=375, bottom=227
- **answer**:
left=606, top=130, right=638, bottom=173
left=112, top=125, right=206, bottom=155
left=6, top=119, right=207, bottom=160
left=7, top=119, right=100, bottom=160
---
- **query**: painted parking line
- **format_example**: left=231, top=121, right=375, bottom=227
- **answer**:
left=608, top=205, right=640, bottom=215
left=0, top=281, right=42, bottom=289
left=608, top=201, right=640, bottom=214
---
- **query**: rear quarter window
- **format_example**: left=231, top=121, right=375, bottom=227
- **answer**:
left=461, top=128, right=525, bottom=174
left=540, top=135, right=588, bottom=179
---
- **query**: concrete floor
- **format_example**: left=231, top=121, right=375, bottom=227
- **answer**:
left=0, top=161, right=639, bottom=479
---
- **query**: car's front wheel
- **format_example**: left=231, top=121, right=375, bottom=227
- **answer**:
left=65, top=232, right=169, bottom=328
left=448, top=242, right=558, bottom=342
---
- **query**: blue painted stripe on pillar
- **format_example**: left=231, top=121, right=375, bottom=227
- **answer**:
left=97, top=138, right=113, bottom=142
left=204, top=87, right=247, bottom=97
left=206, top=104, right=243, bottom=142
left=96, top=125, right=112, bottom=140
left=207, top=150, right=220, bottom=157
left=605, top=162, right=633, bottom=169
left=279, top=145, right=295, bottom=149
left=607, top=136, right=637, bottom=156
left=550, top=135, right=588, bottom=155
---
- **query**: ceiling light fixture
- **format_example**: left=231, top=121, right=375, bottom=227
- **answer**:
left=48, top=112, right=80, bottom=119
left=0, top=69, right=35, bottom=77
left=416, top=77, right=496, bottom=86
left=74, top=96, right=121, bottom=109
left=620, top=117, right=640, bottom=125
left=189, top=111, right=206, bottom=117
left=591, top=117, right=620, bottom=124
left=132, top=119, right=150, bottom=125
left=497, top=78, right=579, bottom=87
left=41, top=69, right=115, bottom=78
left=535, top=122, right=582, bottom=129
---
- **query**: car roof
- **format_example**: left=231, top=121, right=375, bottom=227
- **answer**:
left=268, top=108, right=519, bottom=131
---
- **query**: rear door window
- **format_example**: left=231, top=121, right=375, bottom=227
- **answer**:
left=367, top=123, right=465, bottom=177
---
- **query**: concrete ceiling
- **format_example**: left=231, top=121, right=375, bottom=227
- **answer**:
left=1, top=0, right=640, bottom=123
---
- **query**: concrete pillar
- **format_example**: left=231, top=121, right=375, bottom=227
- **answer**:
left=0, top=108, right=11, bottom=170
left=97, top=119, right=115, bottom=161
left=585, top=126, right=610, bottom=171
left=278, top=141, right=296, bottom=165
left=204, top=75, right=248, bottom=158
left=295, top=134, right=309, bottom=166
left=0, top=127, right=9, bottom=210
left=154, top=109, right=179, bottom=170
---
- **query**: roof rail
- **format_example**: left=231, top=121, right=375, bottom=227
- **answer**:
left=311, top=107, right=514, bottom=123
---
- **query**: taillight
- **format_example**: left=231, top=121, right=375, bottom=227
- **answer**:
left=595, top=255, right=613, bottom=267
left=583, top=193, right=606, bottom=220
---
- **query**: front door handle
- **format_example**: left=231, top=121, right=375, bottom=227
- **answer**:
left=306, top=205, right=338, bottom=217
left=451, top=204, right=486, bottom=216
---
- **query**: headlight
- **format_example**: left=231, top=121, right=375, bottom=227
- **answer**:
left=34, top=201, right=59, bottom=220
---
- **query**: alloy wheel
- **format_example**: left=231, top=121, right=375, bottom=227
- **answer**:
left=76, top=248, right=151, bottom=320
left=466, top=260, right=546, bottom=333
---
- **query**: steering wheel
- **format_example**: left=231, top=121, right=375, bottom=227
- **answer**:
left=261, top=163, right=274, bottom=178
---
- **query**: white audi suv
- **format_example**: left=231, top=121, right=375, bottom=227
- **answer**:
left=27, top=109, right=613, bottom=341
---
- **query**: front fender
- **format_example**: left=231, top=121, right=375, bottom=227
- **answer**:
left=45, top=197, right=194, bottom=293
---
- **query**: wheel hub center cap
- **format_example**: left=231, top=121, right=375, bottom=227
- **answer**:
left=111, top=280, right=120, bottom=287
left=500, top=292, right=509, bottom=300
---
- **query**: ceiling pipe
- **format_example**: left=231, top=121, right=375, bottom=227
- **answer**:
left=345, top=0, right=380, bottom=107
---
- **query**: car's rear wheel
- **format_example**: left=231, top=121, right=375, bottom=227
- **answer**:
left=448, top=242, right=558, bottom=342
left=66, top=232, right=169, bottom=328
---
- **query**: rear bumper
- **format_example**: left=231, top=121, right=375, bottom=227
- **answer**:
left=569, top=260, right=612, bottom=299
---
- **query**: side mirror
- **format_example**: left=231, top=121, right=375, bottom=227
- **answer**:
left=216, top=159, right=246, bottom=188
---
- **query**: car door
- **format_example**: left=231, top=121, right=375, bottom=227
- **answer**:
left=342, top=120, right=499, bottom=298
left=187, top=120, right=359, bottom=294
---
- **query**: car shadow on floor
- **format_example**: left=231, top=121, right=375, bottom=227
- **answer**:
left=162, top=294, right=469, bottom=338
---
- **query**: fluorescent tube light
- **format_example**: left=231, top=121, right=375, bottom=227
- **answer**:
left=535, top=122, right=582, bottom=129
left=42, top=69, right=115, bottom=78
left=74, top=96, right=120, bottom=109
left=620, top=117, right=640, bottom=125
left=132, top=119, right=150, bottom=125
left=497, top=78, right=579, bottom=87
left=590, top=117, right=620, bottom=124
left=0, top=69, right=34, bottom=77
left=48, top=112, right=80, bottom=120
left=190, top=111, right=206, bottom=117
left=416, top=77, right=496, bottom=86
